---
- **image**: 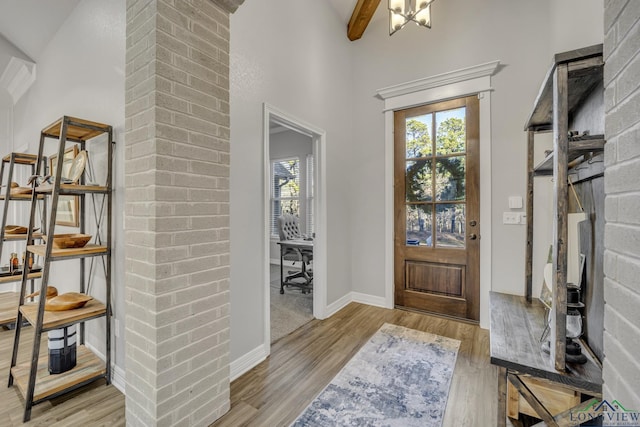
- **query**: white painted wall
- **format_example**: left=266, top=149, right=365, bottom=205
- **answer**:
left=230, top=0, right=354, bottom=360
left=6, top=0, right=126, bottom=381
left=0, top=33, right=32, bottom=74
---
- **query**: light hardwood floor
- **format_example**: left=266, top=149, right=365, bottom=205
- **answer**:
left=0, top=303, right=499, bottom=426
left=213, top=302, right=498, bottom=427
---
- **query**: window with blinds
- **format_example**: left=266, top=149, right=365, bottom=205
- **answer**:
left=271, top=158, right=300, bottom=236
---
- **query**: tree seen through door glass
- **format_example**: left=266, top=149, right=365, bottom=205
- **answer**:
left=405, top=114, right=432, bottom=158
left=435, top=204, right=466, bottom=248
left=405, top=160, right=432, bottom=202
left=436, top=108, right=466, bottom=155
left=405, top=107, right=467, bottom=247
left=435, top=157, right=465, bottom=201
left=406, top=204, right=432, bottom=247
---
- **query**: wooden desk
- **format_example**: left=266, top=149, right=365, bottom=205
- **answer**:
left=277, top=239, right=313, bottom=294
left=490, top=292, right=602, bottom=426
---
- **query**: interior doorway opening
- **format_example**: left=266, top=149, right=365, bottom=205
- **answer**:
left=263, top=104, right=326, bottom=350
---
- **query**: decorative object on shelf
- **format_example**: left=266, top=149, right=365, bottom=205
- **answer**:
left=48, top=145, right=80, bottom=227
left=388, top=0, right=434, bottom=35
left=25, top=286, right=58, bottom=300
left=48, top=325, right=77, bottom=374
left=67, top=150, right=87, bottom=184
left=43, top=233, right=91, bottom=249
left=565, top=307, right=587, bottom=364
left=10, top=186, right=32, bottom=195
left=9, top=252, right=19, bottom=272
left=44, top=292, right=93, bottom=311
left=568, top=180, right=587, bottom=287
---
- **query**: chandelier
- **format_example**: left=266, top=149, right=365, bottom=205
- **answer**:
left=388, top=0, right=434, bottom=35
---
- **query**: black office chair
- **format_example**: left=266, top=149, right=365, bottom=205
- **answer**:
left=278, top=214, right=313, bottom=294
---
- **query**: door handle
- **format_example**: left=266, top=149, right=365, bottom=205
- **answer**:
left=469, top=220, right=477, bottom=227
left=468, top=233, right=477, bottom=240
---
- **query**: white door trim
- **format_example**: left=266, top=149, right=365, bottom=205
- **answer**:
left=262, top=103, right=327, bottom=353
left=377, top=61, right=500, bottom=328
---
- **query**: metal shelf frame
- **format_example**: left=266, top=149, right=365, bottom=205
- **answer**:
left=7, top=116, right=114, bottom=422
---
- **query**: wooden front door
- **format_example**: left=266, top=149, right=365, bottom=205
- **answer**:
left=394, top=95, right=480, bottom=321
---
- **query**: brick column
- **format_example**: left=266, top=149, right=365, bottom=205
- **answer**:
left=603, top=0, right=640, bottom=409
left=124, top=0, right=242, bottom=425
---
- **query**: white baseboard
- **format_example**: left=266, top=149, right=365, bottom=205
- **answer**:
left=324, top=292, right=353, bottom=318
left=230, top=344, right=268, bottom=381
left=112, top=363, right=126, bottom=394
left=351, top=292, right=388, bottom=308
left=85, top=342, right=126, bottom=394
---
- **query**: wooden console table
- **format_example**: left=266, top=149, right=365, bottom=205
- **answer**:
left=490, top=292, right=602, bottom=426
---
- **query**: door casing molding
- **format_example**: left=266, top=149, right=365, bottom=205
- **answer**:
left=377, top=61, right=500, bottom=328
left=262, top=103, right=327, bottom=354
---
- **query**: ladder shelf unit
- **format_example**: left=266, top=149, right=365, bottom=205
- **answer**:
left=7, top=116, right=113, bottom=422
left=523, top=44, right=605, bottom=372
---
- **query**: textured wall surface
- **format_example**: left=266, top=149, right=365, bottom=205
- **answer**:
left=125, top=0, right=231, bottom=424
left=603, top=0, right=640, bottom=410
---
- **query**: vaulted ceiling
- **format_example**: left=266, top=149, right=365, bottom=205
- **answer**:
left=328, top=0, right=383, bottom=41
left=0, top=0, right=81, bottom=62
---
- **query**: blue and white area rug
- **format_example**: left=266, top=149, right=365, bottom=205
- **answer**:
left=291, top=323, right=460, bottom=427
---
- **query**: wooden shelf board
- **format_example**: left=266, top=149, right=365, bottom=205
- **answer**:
left=0, top=194, right=44, bottom=200
left=0, top=291, right=20, bottom=325
left=34, top=184, right=108, bottom=195
left=27, top=244, right=108, bottom=258
left=4, top=233, right=44, bottom=241
left=0, top=272, right=42, bottom=285
left=20, top=298, right=106, bottom=331
left=11, top=345, right=106, bottom=402
left=42, top=116, right=110, bottom=142
left=489, top=292, right=602, bottom=395
left=525, top=45, right=603, bottom=131
left=2, top=153, right=38, bottom=164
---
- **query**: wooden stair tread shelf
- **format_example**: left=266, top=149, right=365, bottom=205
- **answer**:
left=3, top=232, right=44, bottom=241
left=491, top=45, right=604, bottom=427
left=0, top=272, right=42, bottom=285
left=1, top=153, right=38, bottom=164
left=8, top=116, right=114, bottom=422
left=0, top=292, right=20, bottom=325
left=20, top=298, right=105, bottom=330
left=35, top=183, right=108, bottom=194
left=11, top=345, right=106, bottom=402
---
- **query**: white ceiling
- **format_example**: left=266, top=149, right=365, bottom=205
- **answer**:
left=0, top=0, right=81, bottom=61
left=327, top=0, right=359, bottom=24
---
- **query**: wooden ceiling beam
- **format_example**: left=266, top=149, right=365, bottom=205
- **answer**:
left=347, top=0, right=382, bottom=41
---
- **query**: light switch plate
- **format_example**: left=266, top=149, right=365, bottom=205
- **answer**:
left=503, top=212, right=521, bottom=225
left=509, top=196, right=523, bottom=209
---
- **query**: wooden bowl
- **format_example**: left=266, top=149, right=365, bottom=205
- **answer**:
left=10, top=187, right=32, bottom=195
left=5, top=225, right=28, bottom=234
left=43, top=233, right=92, bottom=249
left=45, top=292, right=93, bottom=311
